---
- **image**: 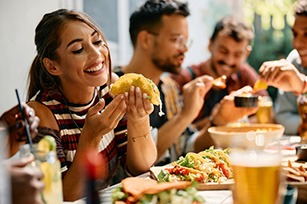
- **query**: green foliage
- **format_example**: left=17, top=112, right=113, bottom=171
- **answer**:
left=243, top=0, right=296, bottom=101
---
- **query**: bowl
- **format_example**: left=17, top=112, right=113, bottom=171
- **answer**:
left=296, top=145, right=307, bottom=162
left=234, top=95, right=259, bottom=107
left=208, top=124, right=285, bottom=149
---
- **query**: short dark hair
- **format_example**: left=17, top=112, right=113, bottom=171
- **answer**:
left=295, top=0, right=307, bottom=16
left=210, top=16, right=254, bottom=45
left=129, top=0, right=190, bottom=47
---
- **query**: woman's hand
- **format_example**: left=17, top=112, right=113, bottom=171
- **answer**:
left=82, top=94, right=126, bottom=142
left=124, top=86, right=153, bottom=122
left=1, top=103, right=40, bottom=157
left=0, top=103, right=40, bottom=141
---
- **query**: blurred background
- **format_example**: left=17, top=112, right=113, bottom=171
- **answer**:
left=0, top=0, right=296, bottom=113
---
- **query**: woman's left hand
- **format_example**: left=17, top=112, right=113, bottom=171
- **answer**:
left=124, top=86, right=153, bottom=121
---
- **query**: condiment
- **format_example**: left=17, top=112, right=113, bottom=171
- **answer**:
left=83, top=150, right=105, bottom=204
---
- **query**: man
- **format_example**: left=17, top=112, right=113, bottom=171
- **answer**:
left=264, top=0, right=307, bottom=136
left=172, top=16, right=267, bottom=129
left=114, top=0, right=213, bottom=165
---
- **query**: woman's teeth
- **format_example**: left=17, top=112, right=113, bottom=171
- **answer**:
left=86, top=63, right=102, bottom=72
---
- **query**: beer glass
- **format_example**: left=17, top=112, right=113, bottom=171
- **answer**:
left=230, top=150, right=283, bottom=204
left=256, top=96, right=273, bottom=124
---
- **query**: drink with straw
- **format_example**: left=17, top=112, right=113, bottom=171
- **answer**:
left=20, top=136, right=63, bottom=204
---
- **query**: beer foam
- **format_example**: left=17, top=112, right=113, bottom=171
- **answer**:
left=230, top=150, right=281, bottom=167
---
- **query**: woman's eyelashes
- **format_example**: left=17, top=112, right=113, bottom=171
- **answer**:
left=94, top=40, right=103, bottom=46
left=72, top=47, right=83, bottom=54
left=72, top=40, right=104, bottom=54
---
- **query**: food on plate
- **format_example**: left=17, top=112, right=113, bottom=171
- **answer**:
left=212, top=75, right=227, bottom=89
left=111, top=177, right=205, bottom=204
left=284, top=160, right=307, bottom=183
left=157, top=147, right=233, bottom=184
left=110, top=73, right=161, bottom=106
left=253, top=78, right=268, bottom=91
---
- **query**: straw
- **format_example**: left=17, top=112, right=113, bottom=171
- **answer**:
left=15, top=89, right=33, bottom=149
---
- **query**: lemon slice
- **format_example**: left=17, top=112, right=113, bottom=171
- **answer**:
left=254, top=79, right=268, bottom=91
left=38, top=135, right=56, bottom=153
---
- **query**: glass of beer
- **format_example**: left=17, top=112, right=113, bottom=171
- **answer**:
left=230, top=150, right=283, bottom=204
left=256, top=96, right=273, bottom=124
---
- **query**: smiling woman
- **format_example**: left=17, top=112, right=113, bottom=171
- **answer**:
left=21, top=9, right=157, bottom=201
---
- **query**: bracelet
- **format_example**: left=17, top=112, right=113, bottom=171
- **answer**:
left=126, top=127, right=152, bottom=142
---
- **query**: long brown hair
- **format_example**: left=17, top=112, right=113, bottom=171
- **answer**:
left=27, top=9, right=112, bottom=100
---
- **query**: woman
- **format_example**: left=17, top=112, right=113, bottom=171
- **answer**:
left=25, top=9, right=157, bottom=201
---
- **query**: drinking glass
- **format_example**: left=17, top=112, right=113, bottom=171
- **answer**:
left=20, top=144, right=63, bottom=204
left=0, top=127, right=11, bottom=204
left=256, top=96, right=273, bottom=124
left=230, top=149, right=284, bottom=204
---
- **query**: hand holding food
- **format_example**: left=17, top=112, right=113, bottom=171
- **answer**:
left=210, top=86, right=258, bottom=126
left=110, top=73, right=161, bottom=105
left=111, top=73, right=163, bottom=117
left=258, top=59, right=307, bottom=93
left=253, top=78, right=268, bottom=92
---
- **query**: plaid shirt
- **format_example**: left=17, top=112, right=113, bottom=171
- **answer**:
left=31, top=85, right=127, bottom=187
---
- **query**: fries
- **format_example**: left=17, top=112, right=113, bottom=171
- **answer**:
left=284, top=160, right=307, bottom=182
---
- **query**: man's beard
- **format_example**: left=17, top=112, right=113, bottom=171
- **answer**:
left=211, top=59, right=237, bottom=77
left=217, top=60, right=236, bottom=70
left=152, top=55, right=183, bottom=74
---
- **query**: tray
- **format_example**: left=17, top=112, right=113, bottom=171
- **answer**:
left=149, top=166, right=234, bottom=190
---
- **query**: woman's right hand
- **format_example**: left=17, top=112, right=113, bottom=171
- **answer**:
left=82, top=94, right=127, bottom=143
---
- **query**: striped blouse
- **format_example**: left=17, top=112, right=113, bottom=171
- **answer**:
left=31, top=85, right=128, bottom=186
